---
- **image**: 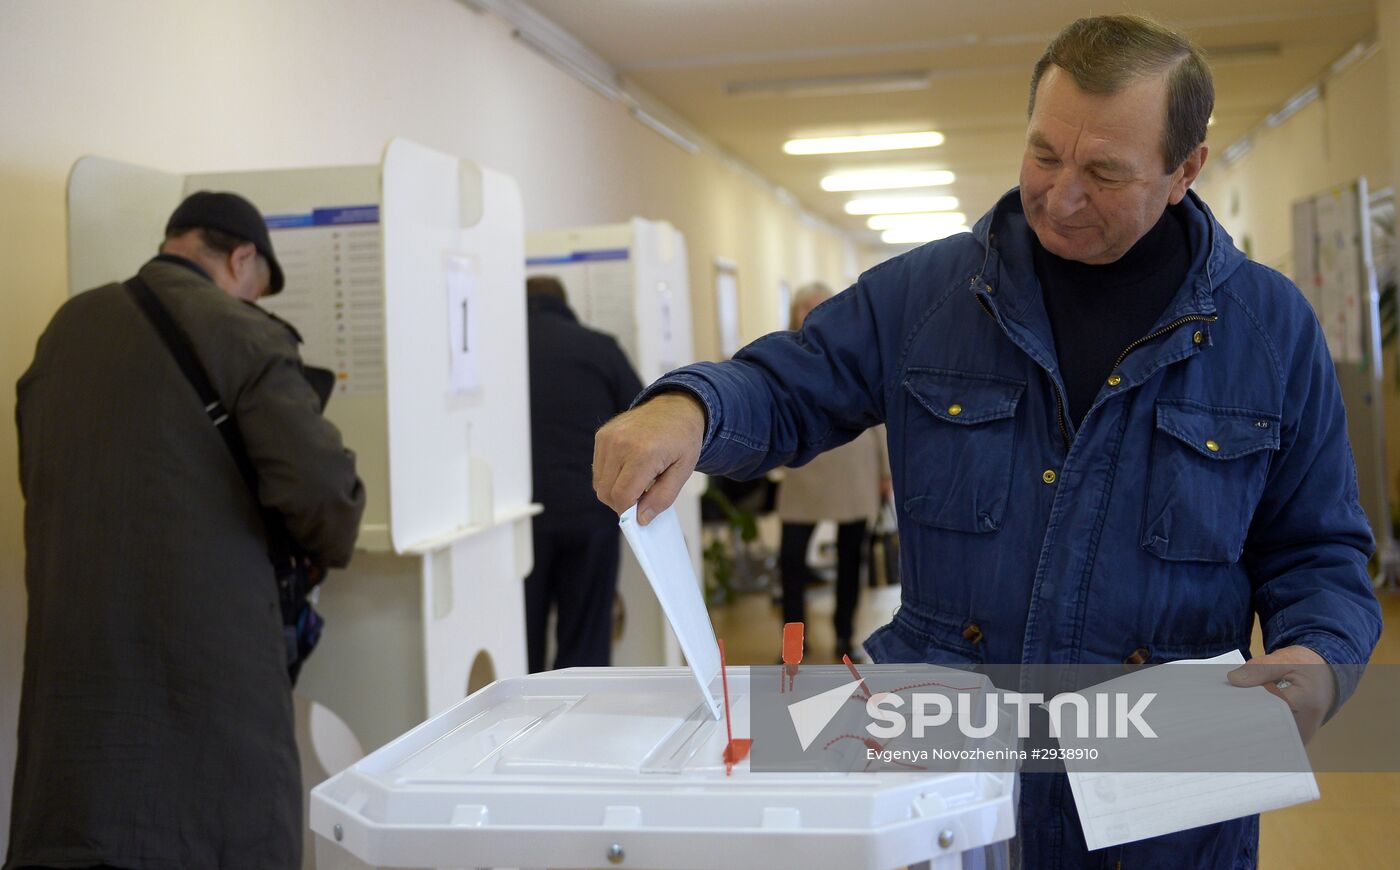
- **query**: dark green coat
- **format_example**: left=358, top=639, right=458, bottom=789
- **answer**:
left=8, top=257, right=365, bottom=869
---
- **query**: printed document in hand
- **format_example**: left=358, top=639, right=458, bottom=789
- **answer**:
left=619, top=504, right=723, bottom=720
left=1059, top=650, right=1319, bottom=851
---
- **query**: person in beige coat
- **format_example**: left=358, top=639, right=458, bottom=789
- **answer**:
left=775, top=283, right=890, bottom=659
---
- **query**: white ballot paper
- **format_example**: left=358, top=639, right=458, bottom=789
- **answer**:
left=1058, top=650, right=1319, bottom=851
left=619, top=505, right=723, bottom=720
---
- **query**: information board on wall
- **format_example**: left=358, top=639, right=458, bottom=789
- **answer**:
left=1294, top=186, right=1365, bottom=363
left=526, top=248, right=638, bottom=365
left=1290, top=179, right=1394, bottom=579
left=262, top=205, right=385, bottom=394
left=715, top=263, right=741, bottom=359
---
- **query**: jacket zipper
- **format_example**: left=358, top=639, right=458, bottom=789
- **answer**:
left=1085, top=314, right=1218, bottom=448
left=1110, top=314, right=1219, bottom=371
left=1050, top=380, right=1071, bottom=448
left=976, top=291, right=1073, bottom=449
left=977, top=296, right=1218, bottom=451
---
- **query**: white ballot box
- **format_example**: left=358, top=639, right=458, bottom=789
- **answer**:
left=312, top=507, right=1014, bottom=869
left=310, top=666, right=1015, bottom=870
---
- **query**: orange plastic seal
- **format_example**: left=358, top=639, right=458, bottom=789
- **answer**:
left=782, top=622, right=805, bottom=665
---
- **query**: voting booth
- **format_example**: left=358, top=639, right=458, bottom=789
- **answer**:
left=66, top=139, right=539, bottom=757
left=526, top=220, right=703, bottom=667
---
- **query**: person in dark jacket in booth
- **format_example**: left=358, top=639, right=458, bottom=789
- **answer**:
left=524, top=275, right=643, bottom=672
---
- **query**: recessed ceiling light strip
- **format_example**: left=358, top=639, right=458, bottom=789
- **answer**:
left=867, top=212, right=967, bottom=231
left=846, top=195, right=959, bottom=215
left=882, top=225, right=971, bottom=244
left=821, top=170, right=956, bottom=192
left=785, top=131, right=945, bottom=155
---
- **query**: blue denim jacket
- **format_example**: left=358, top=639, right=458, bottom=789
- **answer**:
left=647, top=189, right=1381, bottom=868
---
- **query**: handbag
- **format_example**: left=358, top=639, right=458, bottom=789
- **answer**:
left=869, top=497, right=901, bottom=587
left=125, top=275, right=324, bottom=684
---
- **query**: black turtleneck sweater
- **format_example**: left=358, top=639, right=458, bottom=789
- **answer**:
left=1032, top=206, right=1191, bottom=428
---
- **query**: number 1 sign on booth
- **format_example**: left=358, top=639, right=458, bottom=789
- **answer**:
left=446, top=254, right=481, bottom=395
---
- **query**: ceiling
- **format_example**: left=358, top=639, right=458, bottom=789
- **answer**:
left=526, top=0, right=1377, bottom=247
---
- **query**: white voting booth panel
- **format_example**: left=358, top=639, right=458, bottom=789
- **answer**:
left=310, top=667, right=1015, bottom=870
left=526, top=220, right=701, bottom=668
left=66, top=141, right=537, bottom=757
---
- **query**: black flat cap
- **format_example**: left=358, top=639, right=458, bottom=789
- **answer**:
left=166, top=191, right=285, bottom=294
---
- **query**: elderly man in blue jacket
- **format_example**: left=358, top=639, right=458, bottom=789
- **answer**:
left=593, top=14, right=1381, bottom=869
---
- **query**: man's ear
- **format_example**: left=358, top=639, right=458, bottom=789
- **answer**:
left=1168, top=143, right=1209, bottom=205
left=229, top=242, right=258, bottom=279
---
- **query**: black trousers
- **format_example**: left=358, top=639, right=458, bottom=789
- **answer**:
left=525, top=513, right=621, bottom=673
left=779, top=520, right=866, bottom=642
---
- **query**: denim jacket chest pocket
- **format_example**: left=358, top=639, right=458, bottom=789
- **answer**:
left=901, top=369, right=1025, bottom=534
left=1141, top=399, right=1281, bottom=563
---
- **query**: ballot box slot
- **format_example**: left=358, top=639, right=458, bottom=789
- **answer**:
left=494, top=690, right=702, bottom=775
left=386, top=696, right=575, bottom=783
left=640, top=698, right=733, bottom=774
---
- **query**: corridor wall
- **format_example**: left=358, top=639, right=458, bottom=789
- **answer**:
left=0, top=1, right=858, bottom=850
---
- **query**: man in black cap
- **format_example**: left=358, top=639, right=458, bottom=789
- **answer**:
left=161, top=188, right=288, bottom=299
left=7, top=191, right=365, bottom=869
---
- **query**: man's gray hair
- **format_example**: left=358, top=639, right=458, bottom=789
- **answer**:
left=1028, top=15, right=1214, bottom=172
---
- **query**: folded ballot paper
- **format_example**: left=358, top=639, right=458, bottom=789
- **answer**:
left=1055, top=650, right=1319, bottom=851
left=619, top=504, right=723, bottom=720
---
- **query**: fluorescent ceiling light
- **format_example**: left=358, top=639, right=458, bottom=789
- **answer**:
left=630, top=106, right=701, bottom=154
left=1328, top=40, right=1371, bottom=77
left=728, top=70, right=930, bottom=99
left=511, top=27, right=622, bottom=102
left=1222, top=138, right=1253, bottom=165
left=784, top=131, right=944, bottom=155
left=1265, top=85, right=1318, bottom=128
left=882, top=225, right=971, bottom=244
left=846, top=195, right=959, bottom=215
left=867, top=212, right=967, bottom=231
left=821, top=169, right=955, bottom=192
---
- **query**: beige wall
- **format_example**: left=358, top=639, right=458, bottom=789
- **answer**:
left=0, top=0, right=861, bottom=851
left=1194, top=38, right=1400, bottom=512
left=1195, top=46, right=1392, bottom=275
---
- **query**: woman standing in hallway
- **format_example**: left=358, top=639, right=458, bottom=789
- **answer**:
left=776, top=283, right=891, bottom=660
